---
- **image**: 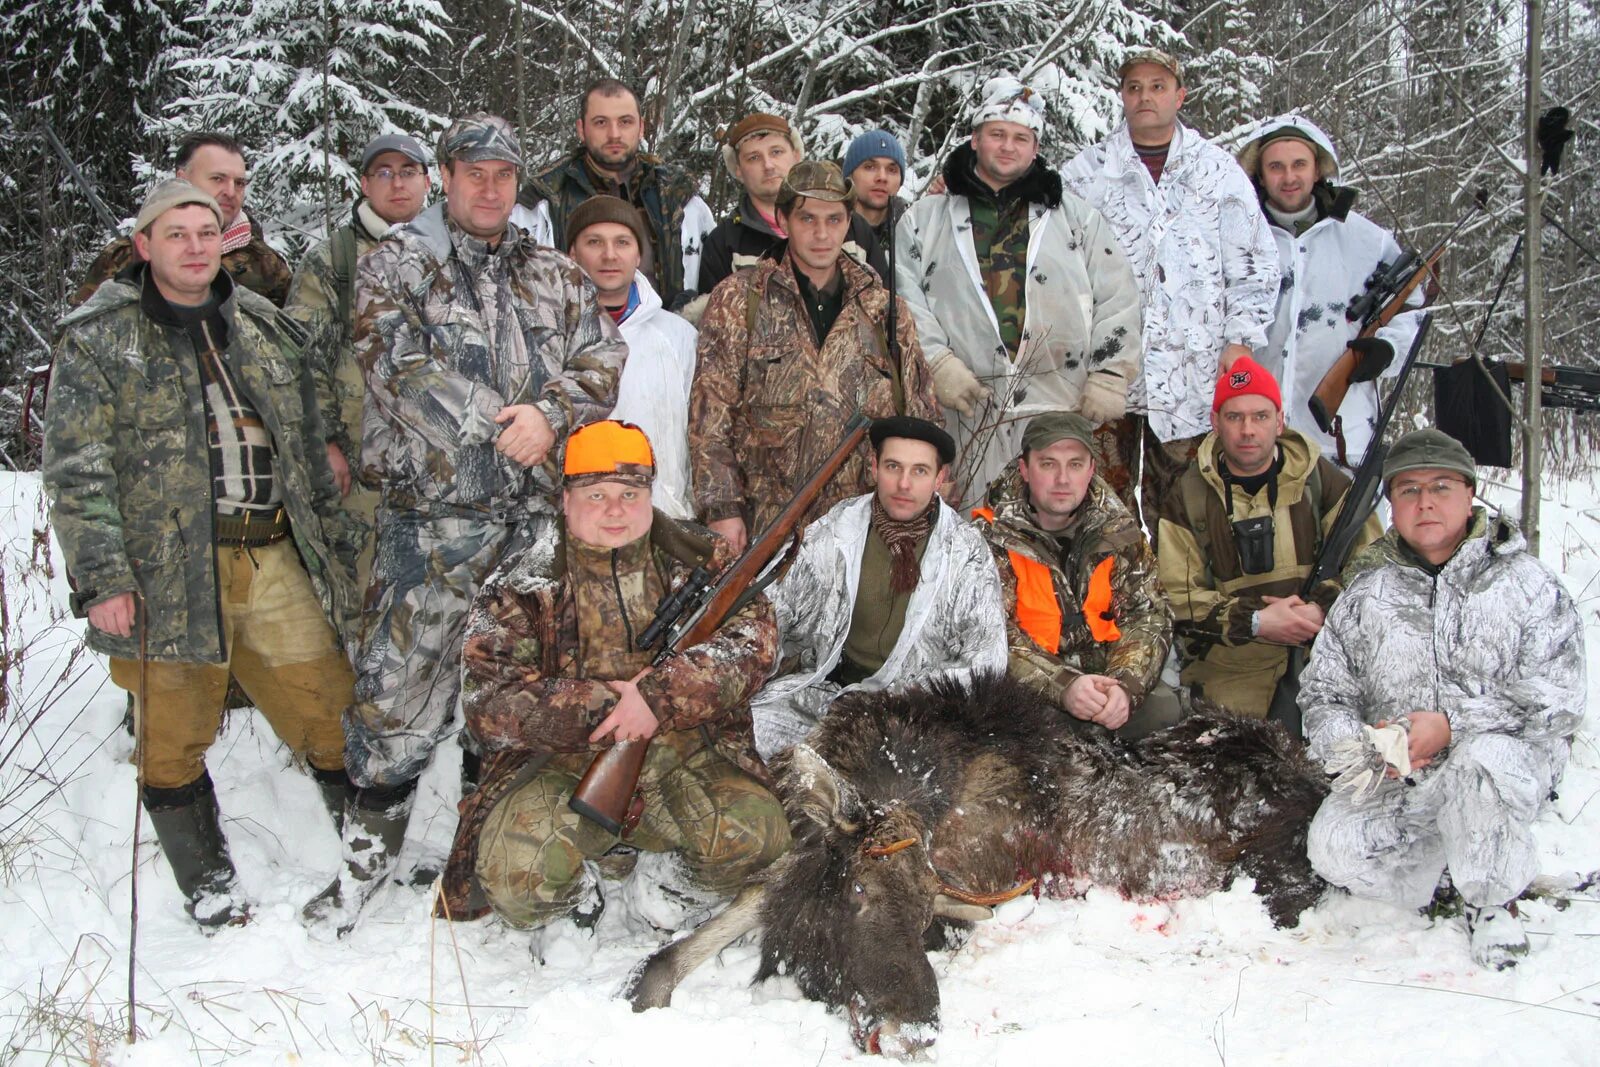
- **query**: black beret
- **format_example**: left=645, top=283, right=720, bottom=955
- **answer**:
left=869, top=416, right=956, bottom=466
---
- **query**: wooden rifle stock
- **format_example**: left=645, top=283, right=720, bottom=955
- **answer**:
left=568, top=411, right=875, bottom=833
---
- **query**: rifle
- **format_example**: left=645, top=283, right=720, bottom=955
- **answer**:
left=1267, top=313, right=1435, bottom=736
left=1308, top=199, right=1484, bottom=445
left=885, top=202, right=905, bottom=413
left=1502, top=361, right=1600, bottom=414
left=568, top=411, right=875, bottom=833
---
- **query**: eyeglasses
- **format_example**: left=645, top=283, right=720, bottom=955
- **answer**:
left=368, top=165, right=426, bottom=182
left=1392, top=478, right=1469, bottom=504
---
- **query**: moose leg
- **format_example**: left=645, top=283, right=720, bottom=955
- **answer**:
left=623, top=883, right=767, bottom=1011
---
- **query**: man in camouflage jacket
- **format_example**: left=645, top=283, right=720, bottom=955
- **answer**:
left=285, top=133, right=432, bottom=623
left=975, top=413, right=1178, bottom=739
left=514, top=78, right=715, bottom=308
left=72, top=132, right=292, bottom=308
left=43, top=179, right=356, bottom=928
left=437, top=421, right=786, bottom=932
left=690, top=161, right=940, bottom=554
left=305, top=114, right=628, bottom=937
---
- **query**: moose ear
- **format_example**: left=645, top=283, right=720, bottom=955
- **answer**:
left=786, top=745, right=862, bottom=834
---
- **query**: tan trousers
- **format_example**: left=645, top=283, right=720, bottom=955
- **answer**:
left=110, top=541, right=354, bottom=789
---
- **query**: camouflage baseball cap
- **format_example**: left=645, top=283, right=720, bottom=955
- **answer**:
left=776, top=160, right=855, bottom=212
left=1119, top=48, right=1183, bottom=86
left=438, top=113, right=522, bottom=168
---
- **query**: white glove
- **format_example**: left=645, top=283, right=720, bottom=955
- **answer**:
left=1324, top=722, right=1411, bottom=804
left=1078, top=371, right=1127, bottom=424
left=931, top=356, right=987, bottom=418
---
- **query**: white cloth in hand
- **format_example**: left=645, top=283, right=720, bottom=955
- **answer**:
left=1078, top=371, right=1127, bottom=424
left=1324, top=722, right=1411, bottom=803
left=931, top=355, right=987, bottom=418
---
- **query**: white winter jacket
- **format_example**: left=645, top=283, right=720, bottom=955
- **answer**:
left=1300, top=510, right=1586, bottom=778
left=608, top=272, right=697, bottom=520
left=895, top=158, right=1143, bottom=505
left=1063, top=123, right=1280, bottom=441
left=1260, top=211, right=1424, bottom=470
left=750, top=494, right=1009, bottom=758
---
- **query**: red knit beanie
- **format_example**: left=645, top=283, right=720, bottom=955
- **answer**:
left=1212, top=356, right=1282, bottom=412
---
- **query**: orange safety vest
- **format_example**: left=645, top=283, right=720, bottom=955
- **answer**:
left=973, top=508, right=1122, bottom=652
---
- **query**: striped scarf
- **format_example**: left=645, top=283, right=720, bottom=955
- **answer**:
left=870, top=496, right=937, bottom=596
left=220, top=210, right=253, bottom=255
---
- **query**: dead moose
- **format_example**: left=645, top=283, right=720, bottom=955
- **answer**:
left=624, top=671, right=1328, bottom=1056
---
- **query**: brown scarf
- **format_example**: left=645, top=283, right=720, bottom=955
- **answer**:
left=871, top=496, right=937, bottom=596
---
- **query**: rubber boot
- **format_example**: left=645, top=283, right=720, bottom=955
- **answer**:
left=301, top=778, right=415, bottom=938
left=310, top=765, right=355, bottom=836
left=142, top=773, right=250, bottom=929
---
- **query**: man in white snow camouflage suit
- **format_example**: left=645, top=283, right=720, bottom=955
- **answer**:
left=1301, top=429, right=1586, bottom=971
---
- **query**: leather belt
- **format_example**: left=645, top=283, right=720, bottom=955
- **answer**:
left=214, top=506, right=289, bottom=547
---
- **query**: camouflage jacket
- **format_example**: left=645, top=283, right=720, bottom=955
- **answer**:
left=976, top=468, right=1171, bottom=705
left=440, top=513, right=779, bottom=917
left=689, top=253, right=940, bottom=532
left=284, top=200, right=389, bottom=459
left=71, top=221, right=292, bottom=309
left=43, top=265, right=351, bottom=663
left=1155, top=429, right=1381, bottom=716
left=521, top=148, right=714, bottom=307
left=353, top=203, right=628, bottom=517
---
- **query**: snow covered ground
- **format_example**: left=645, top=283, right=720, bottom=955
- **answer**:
left=1, top=467, right=1596, bottom=1066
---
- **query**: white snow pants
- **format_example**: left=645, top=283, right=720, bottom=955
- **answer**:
left=1307, top=733, right=1559, bottom=908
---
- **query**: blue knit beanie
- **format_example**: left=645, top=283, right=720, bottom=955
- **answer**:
left=842, top=130, right=907, bottom=179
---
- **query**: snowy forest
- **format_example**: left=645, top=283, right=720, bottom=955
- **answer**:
left=0, top=0, right=1598, bottom=471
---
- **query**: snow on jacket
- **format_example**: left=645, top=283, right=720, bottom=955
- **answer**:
left=896, top=144, right=1143, bottom=507
left=610, top=271, right=697, bottom=520
left=1300, top=509, right=1585, bottom=779
left=1257, top=196, right=1424, bottom=467
left=749, top=494, right=1008, bottom=758
left=1063, top=122, right=1280, bottom=442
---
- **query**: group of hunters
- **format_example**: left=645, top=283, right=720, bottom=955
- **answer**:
left=42, top=48, right=1585, bottom=977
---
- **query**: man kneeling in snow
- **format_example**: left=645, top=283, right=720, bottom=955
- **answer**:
left=1301, top=429, right=1586, bottom=970
left=434, top=420, right=788, bottom=938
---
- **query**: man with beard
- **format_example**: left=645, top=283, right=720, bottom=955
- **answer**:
left=690, top=161, right=939, bottom=555
left=897, top=76, right=1143, bottom=506
left=695, top=113, right=889, bottom=302
left=1235, top=115, right=1425, bottom=470
left=516, top=78, right=714, bottom=308
left=974, top=413, right=1178, bottom=739
left=74, top=132, right=293, bottom=307
left=748, top=417, right=1007, bottom=758
left=842, top=129, right=909, bottom=248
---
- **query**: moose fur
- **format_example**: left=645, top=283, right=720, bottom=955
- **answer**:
left=626, top=671, right=1328, bottom=1056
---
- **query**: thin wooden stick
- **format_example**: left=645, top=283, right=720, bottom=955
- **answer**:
left=127, top=592, right=146, bottom=1044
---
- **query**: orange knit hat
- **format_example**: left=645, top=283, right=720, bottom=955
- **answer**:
left=563, top=420, right=656, bottom=487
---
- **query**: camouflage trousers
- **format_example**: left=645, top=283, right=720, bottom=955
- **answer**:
left=109, top=542, right=353, bottom=790
left=1096, top=415, right=1202, bottom=548
left=474, top=734, right=791, bottom=929
left=1307, top=733, right=1557, bottom=909
left=345, top=510, right=551, bottom=788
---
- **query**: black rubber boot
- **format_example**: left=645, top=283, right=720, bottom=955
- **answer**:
left=310, top=765, right=355, bottom=836
left=301, top=778, right=415, bottom=938
left=142, top=773, right=250, bottom=929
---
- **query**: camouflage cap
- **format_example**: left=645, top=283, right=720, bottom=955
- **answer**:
left=776, top=160, right=856, bottom=213
left=1021, top=412, right=1096, bottom=455
left=1119, top=48, right=1183, bottom=86
left=134, top=178, right=223, bottom=234
left=438, top=113, right=522, bottom=168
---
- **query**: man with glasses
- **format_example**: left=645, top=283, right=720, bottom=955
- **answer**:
left=1301, top=428, right=1586, bottom=971
left=287, top=133, right=433, bottom=612
left=897, top=76, right=1142, bottom=506
left=302, top=113, right=627, bottom=937
left=1156, top=358, right=1379, bottom=718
